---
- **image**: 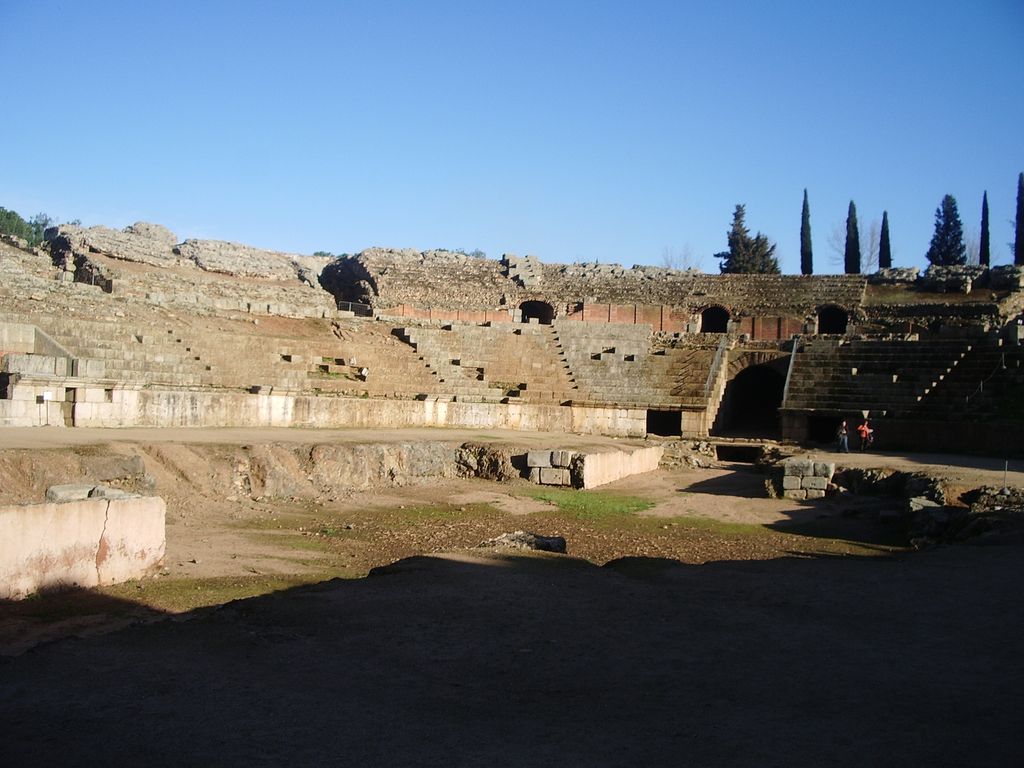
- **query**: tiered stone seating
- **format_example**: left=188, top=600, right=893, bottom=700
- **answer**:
left=912, top=340, right=1024, bottom=419
left=784, top=337, right=975, bottom=413
left=397, top=323, right=578, bottom=403
left=551, top=320, right=714, bottom=409
left=30, top=317, right=211, bottom=387
left=3, top=305, right=440, bottom=400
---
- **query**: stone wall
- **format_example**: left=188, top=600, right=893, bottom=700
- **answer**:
left=781, top=457, right=836, bottom=500
left=321, top=249, right=869, bottom=332
left=0, top=491, right=165, bottom=599
left=526, top=445, right=664, bottom=489
left=69, top=386, right=649, bottom=437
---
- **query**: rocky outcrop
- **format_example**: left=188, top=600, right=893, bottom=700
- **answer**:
left=477, top=530, right=567, bottom=552
left=48, top=223, right=183, bottom=268
left=47, top=222, right=328, bottom=283
left=322, top=248, right=512, bottom=310
left=919, top=265, right=987, bottom=294
left=174, top=239, right=305, bottom=281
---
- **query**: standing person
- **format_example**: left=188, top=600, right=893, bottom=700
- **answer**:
left=857, top=419, right=873, bottom=451
left=836, top=420, right=850, bottom=453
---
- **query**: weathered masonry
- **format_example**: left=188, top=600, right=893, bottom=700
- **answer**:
left=1, top=225, right=1021, bottom=452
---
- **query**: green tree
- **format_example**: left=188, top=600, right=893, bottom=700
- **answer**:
left=879, top=210, right=892, bottom=269
left=1015, top=172, right=1024, bottom=266
left=979, top=191, right=990, bottom=267
left=925, top=194, right=966, bottom=266
left=800, top=189, right=813, bottom=275
left=28, top=213, right=52, bottom=245
left=0, top=208, right=58, bottom=247
left=844, top=201, right=861, bottom=274
left=715, top=204, right=779, bottom=274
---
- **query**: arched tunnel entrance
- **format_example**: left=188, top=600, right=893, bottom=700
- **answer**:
left=712, top=362, right=786, bottom=438
left=817, top=305, right=849, bottom=335
left=700, top=306, right=729, bottom=333
left=520, top=301, right=554, bottom=324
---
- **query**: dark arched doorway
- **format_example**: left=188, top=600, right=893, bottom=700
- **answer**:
left=520, top=301, right=554, bottom=324
left=712, top=363, right=786, bottom=438
left=817, top=305, right=848, bottom=334
left=700, top=306, right=729, bottom=333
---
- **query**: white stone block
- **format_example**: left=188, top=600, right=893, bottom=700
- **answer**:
left=552, top=450, right=575, bottom=467
left=539, top=467, right=571, bottom=486
left=527, top=450, right=553, bottom=468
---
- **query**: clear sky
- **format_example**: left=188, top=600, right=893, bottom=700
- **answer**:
left=2, top=1, right=1022, bottom=274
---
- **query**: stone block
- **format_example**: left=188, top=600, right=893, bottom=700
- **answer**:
left=539, top=467, right=571, bottom=486
left=782, top=475, right=802, bottom=490
left=783, top=489, right=807, bottom=500
left=552, top=450, right=575, bottom=468
left=784, top=458, right=814, bottom=477
left=46, top=484, right=96, bottom=502
left=528, top=468, right=541, bottom=483
left=88, top=486, right=135, bottom=499
left=805, top=489, right=826, bottom=499
left=802, top=476, right=828, bottom=491
left=813, top=461, right=836, bottom=479
left=527, top=450, right=553, bottom=468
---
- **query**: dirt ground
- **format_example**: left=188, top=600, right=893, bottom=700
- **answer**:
left=1, top=427, right=1022, bottom=766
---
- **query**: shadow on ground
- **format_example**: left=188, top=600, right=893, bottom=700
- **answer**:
left=2, top=547, right=1021, bottom=767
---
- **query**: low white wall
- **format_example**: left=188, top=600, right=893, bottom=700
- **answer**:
left=0, top=399, right=63, bottom=427
left=0, top=495, right=166, bottom=600
left=580, top=445, right=664, bottom=489
left=73, top=388, right=650, bottom=438
left=0, top=322, right=36, bottom=354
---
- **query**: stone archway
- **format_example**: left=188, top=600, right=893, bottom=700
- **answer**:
left=817, top=305, right=849, bottom=335
left=520, top=301, right=554, bottom=324
left=700, top=306, right=729, bottom=333
left=712, top=356, right=789, bottom=438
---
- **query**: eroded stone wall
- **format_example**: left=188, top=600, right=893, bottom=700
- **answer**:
left=0, top=492, right=165, bottom=599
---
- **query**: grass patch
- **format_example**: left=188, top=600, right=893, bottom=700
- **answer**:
left=523, top=487, right=653, bottom=520
left=387, top=502, right=502, bottom=521
left=100, top=574, right=320, bottom=613
left=666, top=514, right=768, bottom=536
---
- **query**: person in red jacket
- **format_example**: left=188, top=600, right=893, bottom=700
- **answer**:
left=857, top=419, right=874, bottom=451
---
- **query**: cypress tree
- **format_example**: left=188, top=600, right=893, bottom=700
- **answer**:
left=879, top=211, right=892, bottom=269
left=844, top=201, right=861, bottom=274
left=800, top=189, right=813, bottom=275
left=715, top=204, right=780, bottom=274
left=979, top=191, right=990, bottom=267
left=1015, top=172, right=1024, bottom=266
left=925, top=194, right=966, bottom=266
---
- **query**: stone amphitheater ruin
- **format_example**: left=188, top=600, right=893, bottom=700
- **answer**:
left=3, top=222, right=1024, bottom=766
left=1, top=222, right=1021, bottom=452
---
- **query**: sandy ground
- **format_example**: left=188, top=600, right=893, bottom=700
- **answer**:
left=1, top=427, right=1022, bottom=766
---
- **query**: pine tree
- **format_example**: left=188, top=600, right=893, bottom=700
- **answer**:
left=800, top=189, right=813, bottom=275
left=979, top=191, right=990, bottom=267
left=879, top=211, right=892, bottom=269
left=925, top=194, right=966, bottom=266
left=844, top=201, right=861, bottom=274
left=1015, top=172, right=1024, bottom=266
left=715, top=204, right=780, bottom=274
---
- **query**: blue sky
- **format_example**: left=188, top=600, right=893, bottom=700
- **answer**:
left=2, top=1, right=1022, bottom=273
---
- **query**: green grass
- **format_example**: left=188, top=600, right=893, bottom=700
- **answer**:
left=665, top=514, right=767, bottom=536
left=523, top=487, right=653, bottom=520
left=101, top=574, right=322, bottom=613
